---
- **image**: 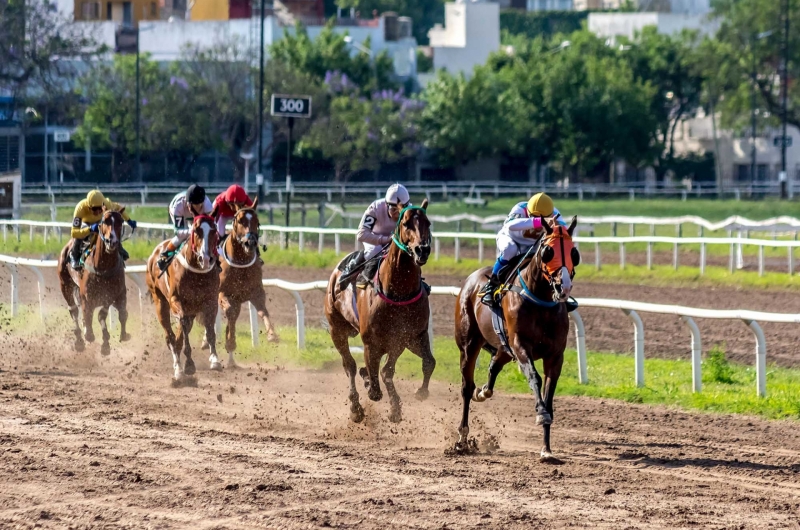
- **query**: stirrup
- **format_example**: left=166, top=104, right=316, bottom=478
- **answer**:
left=69, top=258, right=82, bottom=271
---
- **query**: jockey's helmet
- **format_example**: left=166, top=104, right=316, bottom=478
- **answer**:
left=87, top=190, right=105, bottom=208
left=385, top=184, right=410, bottom=207
left=527, top=192, right=554, bottom=217
left=187, top=184, right=206, bottom=205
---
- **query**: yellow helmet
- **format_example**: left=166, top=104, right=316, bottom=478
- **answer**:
left=527, top=192, right=554, bottom=217
left=87, top=190, right=105, bottom=208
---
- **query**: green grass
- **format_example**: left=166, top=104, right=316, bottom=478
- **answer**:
left=5, top=302, right=800, bottom=420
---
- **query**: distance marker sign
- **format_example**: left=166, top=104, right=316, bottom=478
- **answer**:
left=271, top=95, right=312, bottom=119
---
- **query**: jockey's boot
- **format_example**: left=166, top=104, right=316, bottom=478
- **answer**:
left=356, top=257, right=380, bottom=290
left=479, top=274, right=501, bottom=307
left=69, top=240, right=83, bottom=271
left=119, top=245, right=130, bottom=262
left=157, top=242, right=177, bottom=272
left=338, top=252, right=365, bottom=288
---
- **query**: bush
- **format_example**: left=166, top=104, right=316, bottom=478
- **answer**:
left=703, top=344, right=736, bottom=385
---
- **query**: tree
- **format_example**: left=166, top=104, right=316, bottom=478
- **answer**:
left=297, top=72, right=422, bottom=182
left=0, top=0, right=103, bottom=98
left=269, top=21, right=396, bottom=94
left=712, top=0, right=800, bottom=130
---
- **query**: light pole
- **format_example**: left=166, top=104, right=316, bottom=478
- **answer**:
left=750, top=31, right=773, bottom=185
left=135, top=23, right=156, bottom=183
left=257, top=0, right=266, bottom=203
left=344, top=36, right=376, bottom=86
left=240, top=152, right=254, bottom=195
left=780, top=0, right=790, bottom=199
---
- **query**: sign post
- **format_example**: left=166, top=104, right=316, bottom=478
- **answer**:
left=270, top=95, right=312, bottom=240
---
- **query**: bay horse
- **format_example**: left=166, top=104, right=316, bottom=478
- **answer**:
left=212, top=198, right=279, bottom=366
left=145, top=215, right=220, bottom=383
left=57, top=209, right=130, bottom=355
left=325, top=199, right=434, bottom=423
left=454, top=217, right=579, bottom=460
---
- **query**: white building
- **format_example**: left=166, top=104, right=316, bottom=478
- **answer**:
left=588, top=12, right=717, bottom=39
left=426, top=0, right=500, bottom=77
left=527, top=0, right=573, bottom=10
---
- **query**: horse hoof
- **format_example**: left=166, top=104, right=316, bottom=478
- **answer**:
left=473, top=387, right=492, bottom=402
left=367, top=389, right=383, bottom=402
left=267, top=333, right=280, bottom=344
left=85, top=333, right=95, bottom=343
left=535, top=413, right=553, bottom=426
left=358, top=367, right=368, bottom=380
left=209, top=361, right=223, bottom=372
left=100, top=343, right=111, bottom=357
left=171, top=375, right=198, bottom=388
left=450, top=438, right=479, bottom=456
left=350, top=407, right=365, bottom=423
left=414, top=388, right=429, bottom=401
left=74, top=341, right=85, bottom=353
left=540, top=450, right=554, bottom=462
left=184, top=360, right=196, bottom=376
left=120, top=333, right=131, bottom=342
left=201, top=341, right=210, bottom=351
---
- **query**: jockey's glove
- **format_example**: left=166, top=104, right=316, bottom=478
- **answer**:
left=89, top=223, right=99, bottom=233
left=127, top=219, right=138, bottom=230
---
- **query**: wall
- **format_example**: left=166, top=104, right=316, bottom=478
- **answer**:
left=191, top=0, right=231, bottom=21
left=429, top=0, right=500, bottom=76
left=527, top=0, right=574, bottom=11
left=588, top=12, right=718, bottom=39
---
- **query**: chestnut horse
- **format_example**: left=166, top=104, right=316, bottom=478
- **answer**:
left=454, top=217, right=579, bottom=460
left=146, top=215, right=220, bottom=383
left=325, top=200, right=434, bottom=423
left=58, top=209, right=130, bottom=355
left=212, top=198, right=279, bottom=365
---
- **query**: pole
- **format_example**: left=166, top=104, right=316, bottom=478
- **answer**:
left=135, top=27, right=141, bottom=183
left=750, top=39, right=758, bottom=185
left=284, top=117, right=293, bottom=246
left=780, top=0, right=790, bottom=199
left=257, top=0, right=266, bottom=203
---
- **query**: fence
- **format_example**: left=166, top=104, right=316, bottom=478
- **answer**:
left=3, top=219, right=800, bottom=276
left=1, top=252, right=796, bottom=398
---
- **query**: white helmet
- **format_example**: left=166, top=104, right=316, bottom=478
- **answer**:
left=385, top=184, right=410, bottom=206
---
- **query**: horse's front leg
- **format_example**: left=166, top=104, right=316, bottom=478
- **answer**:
left=222, top=299, right=241, bottom=366
left=115, top=291, right=131, bottom=343
left=205, top=305, right=221, bottom=371
left=359, top=340, right=383, bottom=402
left=381, top=350, right=403, bottom=423
left=407, top=329, right=436, bottom=401
left=512, top=341, right=549, bottom=425
left=177, top=315, right=196, bottom=376
left=97, top=305, right=111, bottom=356
left=81, top=298, right=95, bottom=344
left=540, top=353, right=564, bottom=461
left=474, top=349, right=513, bottom=402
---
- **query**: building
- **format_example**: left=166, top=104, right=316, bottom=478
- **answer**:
left=526, top=0, right=573, bottom=10
left=73, top=0, right=162, bottom=25
left=427, top=0, right=500, bottom=77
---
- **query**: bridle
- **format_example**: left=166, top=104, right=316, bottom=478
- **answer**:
left=97, top=212, right=121, bottom=253
left=391, top=205, right=431, bottom=257
left=233, top=208, right=259, bottom=249
left=190, top=215, right=218, bottom=262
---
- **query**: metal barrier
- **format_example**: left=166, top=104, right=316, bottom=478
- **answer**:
left=1, top=252, right=796, bottom=398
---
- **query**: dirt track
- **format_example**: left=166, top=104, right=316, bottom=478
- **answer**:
left=1, top=340, right=799, bottom=530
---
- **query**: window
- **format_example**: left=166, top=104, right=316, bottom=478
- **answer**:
left=81, top=1, right=100, bottom=19
left=106, top=2, right=112, bottom=20
left=0, top=135, right=20, bottom=172
left=122, top=2, right=132, bottom=26
left=150, top=2, right=157, bottom=17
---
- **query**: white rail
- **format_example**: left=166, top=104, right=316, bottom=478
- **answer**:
left=1, top=252, right=794, bottom=398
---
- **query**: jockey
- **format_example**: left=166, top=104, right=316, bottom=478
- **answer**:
left=479, top=192, right=566, bottom=306
left=339, top=183, right=410, bottom=289
left=69, top=190, right=136, bottom=270
left=212, top=184, right=253, bottom=238
left=157, top=184, right=214, bottom=272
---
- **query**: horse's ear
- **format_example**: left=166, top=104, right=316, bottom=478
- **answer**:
left=251, top=196, right=259, bottom=211
left=540, top=216, right=553, bottom=236
left=421, top=198, right=428, bottom=211
left=567, top=215, right=577, bottom=237
left=541, top=245, right=555, bottom=264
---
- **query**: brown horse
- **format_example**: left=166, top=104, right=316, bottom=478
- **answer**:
left=58, top=209, right=130, bottom=355
left=212, top=198, right=279, bottom=366
left=325, top=200, right=434, bottom=423
left=146, top=215, right=220, bottom=383
left=453, top=217, right=579, bottom=460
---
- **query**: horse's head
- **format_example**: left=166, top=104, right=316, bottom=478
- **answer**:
left=394, top=199, right=432, bottom=266
left=98, top=208, right=124, bottom=254
left=189, top=215, right=219, bottom=270
left=536, top=216, right=580, bottom=302
left=231, top=197, right=260, bottom=255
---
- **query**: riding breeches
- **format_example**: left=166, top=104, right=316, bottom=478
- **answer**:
left=362, top=242, right=385, bottom=261
left=496, top=233, right=531, bottom=262
left=169, top=214, right=191, bottom=248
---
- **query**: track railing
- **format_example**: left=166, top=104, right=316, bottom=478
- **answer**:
left=3, top=219, right=799, bottom=275
left=1, top=253, right=796, bottom=398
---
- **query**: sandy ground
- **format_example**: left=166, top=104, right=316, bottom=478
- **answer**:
left=1, top=335, right=799, bottom=530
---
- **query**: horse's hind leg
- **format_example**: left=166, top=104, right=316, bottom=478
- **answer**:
left=176, top=315, right=196, bottom=376
left=97, top=305, right=112, bottom=356
left=82, top=299, right=95, bottom=344
left=115, top=290, right=131, bottom=343
left=153, top=292, right=180, bottom=380
left=381, top=349, right=404, bottom=423
left=361, top=341, right=383, bottom=402
left=63, top=284, right=84, bottom=352
left=330, top=312, right=364, bottom=423
left=540, top=353, right=564, bottom=460
left=455, top=337, right=482, bottom=452
left=407, top=330, right=436, bottom=401
left=251, top=289, right=279, bottom=343
left=222, top=301, right=241, bottom=367
left=203, top=307, right=222, bottom=371
left=475, top=349, right=513, bottom=402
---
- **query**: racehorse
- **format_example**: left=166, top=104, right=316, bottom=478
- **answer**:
left=58, top=209, right=130, bottom=355
left=212, top=198, right=279, bottom=365
left=145, top=215, right=220, bottom=383
left=325, top=199, right=434, bottom=423
left=453, top=217, right=579, bottom=460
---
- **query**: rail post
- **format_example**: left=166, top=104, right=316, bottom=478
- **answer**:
left=5, top=263, right=18, bottom=317
left=743, top=320, right=766, bottom=397
left=298, top=231, right=304, bottom=252
left=789, top=246, right=794, bottom=275
left=594, top=242, right=601, bottom=270
left=478, top=239, right=484, bottom=263
left=622, top=308, right=644, bottom=387
left=434, top=237, right=440, bottom=261
left=758, top=245, right=764, bottom=277
left=700, top=242, right=706, bottom=275
left=26, top=265, right=46, bottom=322
left=681, top=316, right=702, bottom=393
left=619, top=242, right=626, bottom=270
left=318, top=233, right=324, bottom=254
left=454, top=237, right=460, bottom=262
left=334, top=234, right=341, bottom=255
left=126, top=273, right=147, bottom=325
left=570, top=311, right=588, bottom=384
left=289, top=289, right=305, bottom=349
left=646, top=241, right=653, bottom=270
left=249, top=302, right=259, bottom=347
